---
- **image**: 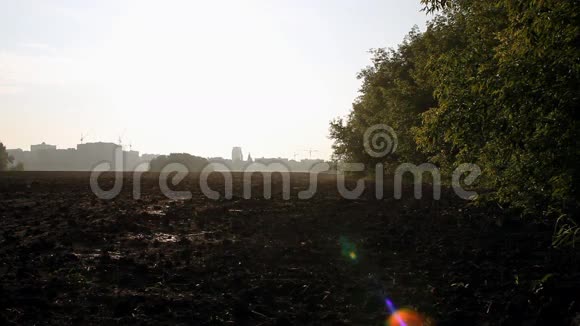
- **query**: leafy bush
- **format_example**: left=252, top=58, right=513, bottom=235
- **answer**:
left=330, top=0, right=580, bottom=218
left=0, top=142, right=14, bottom=171
left=149, top=153, right=210, bottom=173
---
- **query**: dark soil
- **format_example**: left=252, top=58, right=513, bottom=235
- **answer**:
left=0, top=172, right=578, bottom=325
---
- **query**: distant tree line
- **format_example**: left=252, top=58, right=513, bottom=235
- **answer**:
left=330, top=0, right=579, bottom=217
left=149, top=153, right=209, bottom=173
left=0, top=142, right=23, bottom=171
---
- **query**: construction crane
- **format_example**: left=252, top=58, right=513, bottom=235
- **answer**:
left=303, top=149, right=319, bottom=159
left=80, top=132, right=89, bottom=144
left=126, top=137, right=134, bottom=152
left=117, top=129, right=126, bottom=149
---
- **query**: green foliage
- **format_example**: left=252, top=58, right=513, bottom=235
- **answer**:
left=329, top=26, right=438, bottom=171
left=330, top=0, right=579, bottom=218
left=149, top=153, right=209, bottom=173
left=552, top=215, right=580, bottom=249
left=420, top=0, right=451, bottom=14
left=10, top=162, right=24, bottom=171
left=0, top=142, right=14, bottom=171
left=415, top=0, right=579, bottom=216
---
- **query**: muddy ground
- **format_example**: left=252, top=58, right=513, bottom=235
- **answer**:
left=0, top=172, right=578, bottom=325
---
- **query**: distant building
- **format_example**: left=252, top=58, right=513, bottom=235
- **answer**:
left=31, top=142, right=56, bottom=152
left=232, top=147, right=243, bottom=162
left=206, top=153, right=326, bottom=172
left=123, top=150, right=140, bottom=171
left=7, top=142, right=158, bottom=171
left=77, top=142, right=122, bottom=170
left=8, top=141, right=326, bottom=172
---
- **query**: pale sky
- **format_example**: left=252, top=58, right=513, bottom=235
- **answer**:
left=0, top=0, right=429, bottom=160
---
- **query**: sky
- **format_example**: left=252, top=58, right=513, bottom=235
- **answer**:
left=0, top=0, right=430, bottom=160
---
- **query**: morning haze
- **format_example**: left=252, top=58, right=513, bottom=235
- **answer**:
left=1, top=1, right=578, bottom=325
left=1, top=0, right=428, bottom=159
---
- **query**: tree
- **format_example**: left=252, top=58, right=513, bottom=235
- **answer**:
left=329, top=26, right=440, bottom=171
left=0, top=142, right=14, bottom=171
left=420, top=0, right=450, bottom=14
left=149, top=153, right=210, bottom=173
left=330, top=0, right=580, bottom=217
left=10, top=162, right=24, bottom=171
left=413, top=0, right=580, bottom=216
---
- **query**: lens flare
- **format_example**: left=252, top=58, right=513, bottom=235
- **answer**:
left=339, top=236, right=358, bottom=262
left=385, top=299, right=425, bottom=326
left=386, top=309, right=425, bottom=326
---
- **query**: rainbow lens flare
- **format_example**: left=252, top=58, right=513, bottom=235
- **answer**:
left=339, top=236, right=358, bottom=262
left=385, top=299, right=426, bottom=326
left=386, top=308, right=425, bottom=326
